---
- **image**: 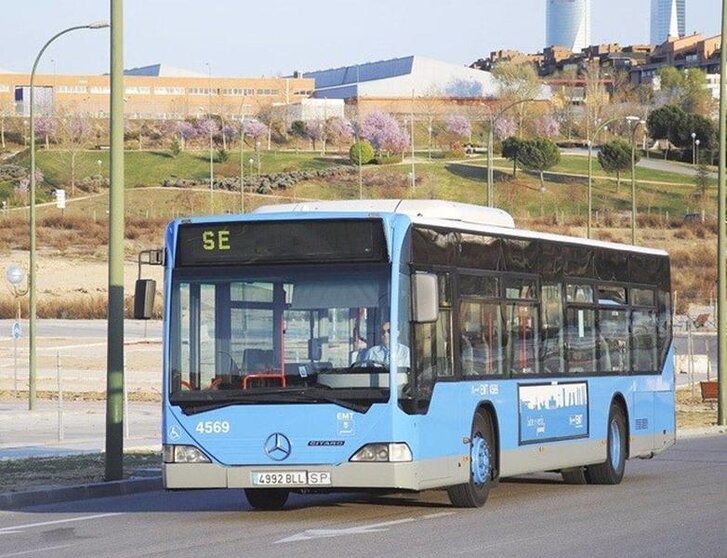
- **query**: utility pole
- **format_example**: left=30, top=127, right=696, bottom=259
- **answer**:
left=717, top=0, right=726, bottom=426
left=106, top=0, right=125, bottom=480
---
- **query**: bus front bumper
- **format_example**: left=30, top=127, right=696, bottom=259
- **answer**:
left=163, top=461, right=441, bottom=492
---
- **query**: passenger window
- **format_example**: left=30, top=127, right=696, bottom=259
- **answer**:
left=566, top=307, right=596, bottom=373
left=460, top=301, right=502, bottom=376
left=632, top=310, right=657, bottom=372
left=598, top=309, right=630, bottom=373
left=540, top=283, right=564, bottom=374
left=567, top=284, right=593, bottom=303
left=505, top=304, right=539, bottom=374
left=598, top=285, right=626, bottom=306
left=631, top=288, right=655, bottom=307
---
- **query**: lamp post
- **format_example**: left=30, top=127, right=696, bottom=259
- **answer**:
left=695, top=139, right=700, bottom=165
left=28, top=21, right=109, bottom=411
left=487, top=98, right=536, bottom=207
left=627, top=116, right=646, bottom=245
left=587, top=116, right=636, bottom=239
left=256, top=141, right=261, bottom=175
left=691, top=132, right=697, bottom=165
left=6, top=265, right=28, bottom=396
left=239, top=117, right=245, bottom=213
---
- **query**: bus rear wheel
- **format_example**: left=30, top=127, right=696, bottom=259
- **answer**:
left=447, top=411, right=495, bottom=508
left=244, top=488, right=289, bottom=510
left=587, top=403, right=627, bottom=485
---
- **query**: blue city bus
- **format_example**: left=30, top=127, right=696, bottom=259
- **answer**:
left=155, top=200, right=674, bottom=510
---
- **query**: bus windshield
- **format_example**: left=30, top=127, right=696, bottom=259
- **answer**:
left=169, top=263, right=394, bottom=410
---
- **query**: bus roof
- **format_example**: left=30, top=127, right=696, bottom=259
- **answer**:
left=253, top=199, right=668, bottom=258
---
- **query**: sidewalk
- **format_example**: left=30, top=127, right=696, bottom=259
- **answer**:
left=0, top=398, right=160, bottom=459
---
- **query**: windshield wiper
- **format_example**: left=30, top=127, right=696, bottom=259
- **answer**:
left=177, top=387, right=372, bottom=414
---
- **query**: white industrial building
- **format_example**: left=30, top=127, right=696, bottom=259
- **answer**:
left=302, top=56, right=502, bottom=100
left=287, top=98, right=345, bottom=122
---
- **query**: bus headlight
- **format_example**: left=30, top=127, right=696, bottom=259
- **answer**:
left=163, top=444, right=211, bottom=463
left=350, top=443, right=412, bottom=462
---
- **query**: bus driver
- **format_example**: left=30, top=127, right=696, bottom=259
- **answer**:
left=365, top=322, right=410, bottom=368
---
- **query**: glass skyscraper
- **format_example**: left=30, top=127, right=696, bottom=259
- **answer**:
left=546, top=0, right=591, bottom=52
left=650, top=0, right=686, bottom=45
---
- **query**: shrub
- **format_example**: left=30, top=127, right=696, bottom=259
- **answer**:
left=374, top=154, right=403, bottom=165
left=216, top=148, right=229, bottom=163
left=169, top=137, right=181, bottom=158
left=349, top=140, right=375, bottom=165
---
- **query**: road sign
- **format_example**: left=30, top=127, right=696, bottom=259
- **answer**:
left=55, top=189, right=66, bottom=209
left=11, top=321, right=21, bottom=340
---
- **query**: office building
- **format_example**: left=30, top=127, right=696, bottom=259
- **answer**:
left=546, top=0, right=591, bottom=52
left=650, top=0, right=686, bottom=45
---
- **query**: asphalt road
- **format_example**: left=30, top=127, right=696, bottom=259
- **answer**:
left=0, top=435, right=724, bottom=558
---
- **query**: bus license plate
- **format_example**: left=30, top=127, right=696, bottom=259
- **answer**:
left=251, top=471, right=331, bottom=486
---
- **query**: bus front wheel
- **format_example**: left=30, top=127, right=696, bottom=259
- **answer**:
left=587, top=403, right=627, bottom=485
left=244, top=488, right=289, bottom=510
left=447, top=411, right=496, bottom=508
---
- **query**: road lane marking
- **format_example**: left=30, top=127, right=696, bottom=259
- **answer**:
left=0, top=513, right=122, bottom=535
left=0, top=544, right=75, bottom=557
left=275, top=517, right=417, bottom=543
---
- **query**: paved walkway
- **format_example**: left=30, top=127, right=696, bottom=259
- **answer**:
left=0, top=399, right=160, bottom=459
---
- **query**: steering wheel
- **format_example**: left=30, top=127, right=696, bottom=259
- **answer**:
left=350, top=359, right=386, bottom=369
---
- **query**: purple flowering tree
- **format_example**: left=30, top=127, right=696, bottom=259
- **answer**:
left=536, top=115, right=560, bottom=138
left=197, top=118, right=220, bottom=143
left=361, top=110, right=410, bottom=156
left=176, top=121, right=196, bottom=150
left=242, top=118, right=268, bottom=142
left=325, top=117, right=354, bottom=151
left=306, top=119, right=325, bottom=152
left=446, top=114, right=471, bottom=140
left=494, top=116, right=517, bottom=140
left=35, top=116, right=57, bottom=149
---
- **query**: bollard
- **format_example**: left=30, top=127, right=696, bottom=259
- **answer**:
left=687, top=319, right=695, bottom=398
left=13, top=334, right=18, bottom=397
left=123, top=362, right=129, bottom=440
left=57, top=351, right=64, bottom=441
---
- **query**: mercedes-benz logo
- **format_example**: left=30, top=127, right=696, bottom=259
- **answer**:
left=264, top=433, right=292, bottom=461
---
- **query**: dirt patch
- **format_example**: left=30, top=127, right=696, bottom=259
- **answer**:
left=0, top=451, right=160, bottom=493
left=676, top=387, right=718, bottom=429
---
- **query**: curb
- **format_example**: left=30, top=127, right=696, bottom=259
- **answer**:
left=0, top=476, right=162, bottom=510
left=677, top=425, right=727, bottom=439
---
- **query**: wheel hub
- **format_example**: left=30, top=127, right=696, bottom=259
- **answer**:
left=471, top=435, right=490, bottom=486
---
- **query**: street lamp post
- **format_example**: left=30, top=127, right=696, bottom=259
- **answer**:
left=587, top=116, right=637, bottom=239
left=487, top=98, right=537, bottom=207
left=256, top=141, right=261, bottom=175
left=627, top=116, right=646, bottom=245
left=691, top=132, right=697, bottom=165
left=695, top=139, right=701, bottom=165
left=28, top=21, right=109, bottom=411
left=6, top=265, right=28, bottom=396
left=239, top=118, right=245, bottom=213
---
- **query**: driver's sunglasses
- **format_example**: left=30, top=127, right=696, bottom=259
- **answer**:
left=381, top=328, right=390, bottom=334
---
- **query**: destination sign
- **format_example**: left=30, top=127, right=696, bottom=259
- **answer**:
left=175, top=219, right=388, bottom=267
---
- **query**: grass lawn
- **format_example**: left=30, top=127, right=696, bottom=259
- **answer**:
left=25, top=149, right=345, bottom=189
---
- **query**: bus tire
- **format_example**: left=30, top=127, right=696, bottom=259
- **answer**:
left=561, top=467, right=588, bottom=484
left=587, top=403, right=626, bottom=485
left=447, top=411, right=495, bottom=508
left=244, top=488, right=289, bottom=510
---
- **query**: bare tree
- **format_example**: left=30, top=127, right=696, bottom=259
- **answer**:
left=583, top=61, right=609, bottom=142
left=56, top=108, right=93, bottom=196
left=491, top=61, right=541, bottom=131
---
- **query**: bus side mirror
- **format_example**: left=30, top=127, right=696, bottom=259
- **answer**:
left=412, top=272, right=438, bottom=323
left=134, top=279, right=156, bottom=320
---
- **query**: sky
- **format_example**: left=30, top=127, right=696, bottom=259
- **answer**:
left=0, top=0, right=721, bottom=77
